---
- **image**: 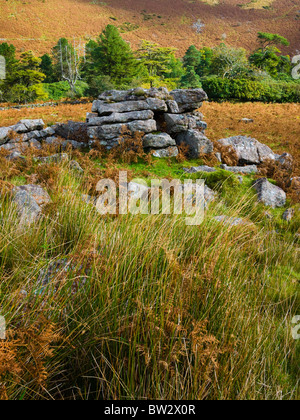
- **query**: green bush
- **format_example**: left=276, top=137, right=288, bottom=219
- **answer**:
left=201, top=76, right=300, bottom=103
left=43, top=81, right=89, bottom=100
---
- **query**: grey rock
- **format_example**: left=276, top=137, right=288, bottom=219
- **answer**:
left=215, top=152, right=222, bottom=163
left=252, top=178, right=286, bottom=208
left=0, top=127, right=12, bottom=145
left=127, top=182, right=150, bottom=200
left=12, top=184, right=51, bottom=224
left=276, top=153, right=293, bottom=167
left=88, top=119, right=157, bottom=142
left=143, top=133, right=176, bottom=149
left=69, top=160, right=84, bottom=173
left=44, top=137, right=86, bottom=150
left=237, top=176, right=243, bottom=184
left=81, top=194, right=97, bottom=206
left=92, top=98, right=167, bottom=115
left=6, top=151, right=25, bottom=162
left=152, top=147, right=179, bottom=158
left=240, top=118, right=254, bottom=123
left=217, top=136, right=276, bottom=165
left=86, top=110, right=154, bottom=126
left=180, top=183, right=217, bottom=209
left=13, top=184, right=51, bottom=207
left=214, top=215, right=254, bottom=227
left=12, top=189, right=42, bottom=224
left=166, top=100, right=180, bottom=114
left=18, top=119, right=44, bottom=131
left=53, top=121, right=89, bottom=143
left=98, top=87, right=170, bottom=102
left=44, top=136, right=60, bottom=146
left=36, top=259, right=88, bottom=295
left=170, top=89, right=208, bottom=112
left=176, top=129, right=214, bottom=158
left=282, top=208, right=295, bottom=222
left=164, top=113, right=207, bottom=135
left=220, top=164, right=258, bottom=174
left=184, top=165, right=216, bottom=174
left=35, top=153, right=69, bottom=164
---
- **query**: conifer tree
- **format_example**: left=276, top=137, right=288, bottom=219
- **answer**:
left=93, top=25, right=139, bottom=87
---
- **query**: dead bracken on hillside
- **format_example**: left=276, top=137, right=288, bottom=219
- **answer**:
left=0, top=0, right=299, bottom=56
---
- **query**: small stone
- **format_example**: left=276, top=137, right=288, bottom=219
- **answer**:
left=252, top=178, right=286, bottom=208
left=152, top=147, right=179, bottom=158
left=214, top=215, right=254, bottom=227
left=220, top=164, right=258, bottom=174
left=282, top=208, right=295, bottom=222
left=184, top=166, right=216, bottom=174
left=69, top=160, right=84, bottom=173
left=143, top=133, right=176, bottom=149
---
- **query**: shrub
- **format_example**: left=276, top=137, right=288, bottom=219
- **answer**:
left=43, top=81, right=89, bottom=100
left=201, top=76, right=300, bottom=103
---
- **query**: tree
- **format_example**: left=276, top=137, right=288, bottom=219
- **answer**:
left=180, top=66, right=202, bottom=88
left=257, top=32, right=290, bottom=52
left=52, top=38, right=81, bottom=96
left=0, top=43, right=17, bottom=98
left=91, top=25, right=139, bottom=87
left=183, top=45, right=201, bottom=69
left=250, top=33, right=291, bottom=79
left=0, top=43, right=16, bottom=73
left=136, top=40, right=176, bottom=87
left=211, top=44, right=249, bottom=79
left=1, top=51, right=46, bottom=103
left=40, top=53, right=56, bottom=83
left=197, top=47, right=214, bottom=77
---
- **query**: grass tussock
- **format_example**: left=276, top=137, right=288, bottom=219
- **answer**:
left=0, top=139, right=299, bottom=400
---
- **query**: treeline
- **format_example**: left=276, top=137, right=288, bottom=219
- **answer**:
left=0, top=25, right=299, bottom=104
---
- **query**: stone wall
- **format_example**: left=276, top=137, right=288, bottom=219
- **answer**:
left=0, top=88, right=214, bottom=158
left=87, top=87, right=213, bottom=158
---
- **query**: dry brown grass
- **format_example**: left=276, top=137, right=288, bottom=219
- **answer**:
left=1, top=100, right=299, bottom=175
left=202, top=101, right=300, bottom=177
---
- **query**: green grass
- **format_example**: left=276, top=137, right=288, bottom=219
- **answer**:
left=0, top=151, right=299, bottom=400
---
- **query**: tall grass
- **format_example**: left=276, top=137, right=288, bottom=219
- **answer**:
left=0, top=158, right=299, bottom=400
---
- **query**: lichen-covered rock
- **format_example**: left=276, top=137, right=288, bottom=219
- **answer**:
left=170, top=89, right=208, bottom=112
left=252, top=178, right=286, bottom=208
left=143, top=133, right=176, bottom=149
left=92, top=98, right=167, bottom=115
left=86, top=110, right=154, bottom=126
left=12, top=184, right=51, bottom=224
left=35, top=153, right=69, bottom=164
left=88, top=119, right=157, bottom=142
left=217, top=136, right=276, bottom=165
left=53, top=121, right=89, bottom=143
left=166, top=100, right=180, bottom=114
left=69, top=160, right=84, bottom=173
left=152, top=147, right=179, bottom=158
left=220, top=164, right=258, bottom=174
left=282, top=208, right=295, bottom=221
left=127, top=182, right=150, bottom=200
left=0, top=127, right=12, bottom=145
left=214, top=215, right=254, bottom=227
left=17, top=119, right=44, bottom=132
left=98, top=87, right=170, bottom=102
left=276, top=153, right=293, bottom=168
left=184, top=165, right=216, bottom=174
left=180, top=183, right=217, bottom=209
left=176, top=129, right=213, bottom=158
left=164, top=113, right=207, bottom=135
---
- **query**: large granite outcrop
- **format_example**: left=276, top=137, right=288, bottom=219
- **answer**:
left=88, top=87, right=212, bottom=157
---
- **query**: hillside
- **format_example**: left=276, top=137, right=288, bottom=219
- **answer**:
left=0, top=0, right=299, bottom=56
